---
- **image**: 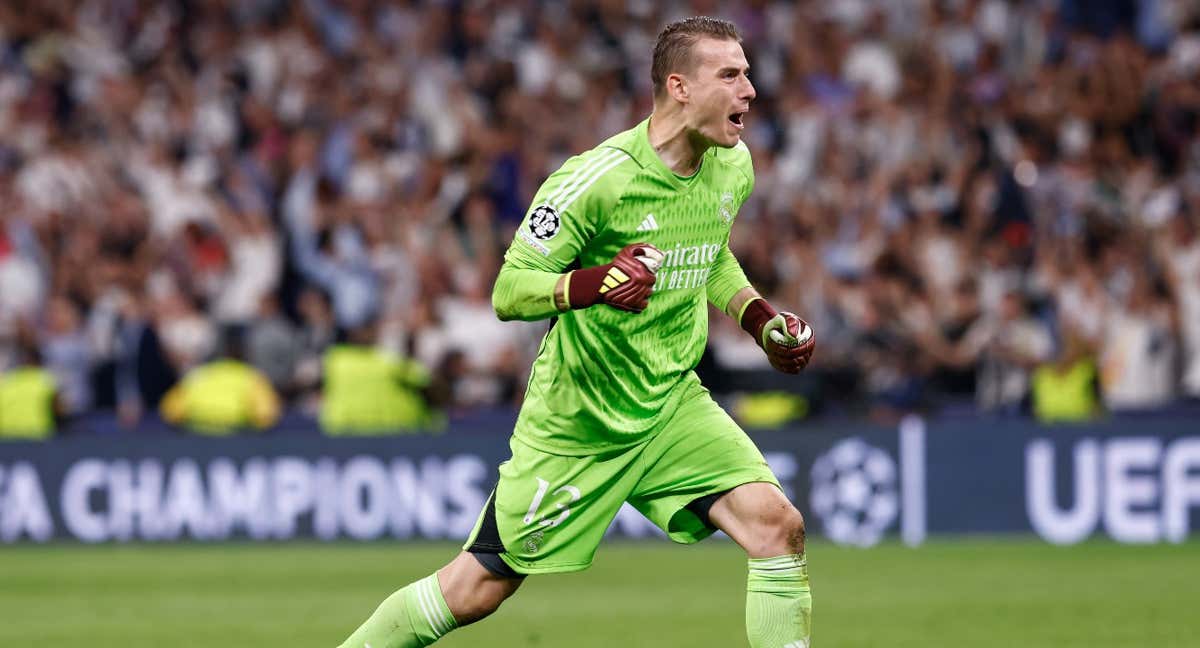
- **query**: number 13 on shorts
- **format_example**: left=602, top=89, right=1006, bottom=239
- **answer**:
left=524, top=477, right=581, bottom=528
left=475, top=435, right=646, bottom=574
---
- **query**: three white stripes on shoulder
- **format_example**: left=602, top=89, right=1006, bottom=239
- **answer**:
left=546, top=148, right=627, bottom=212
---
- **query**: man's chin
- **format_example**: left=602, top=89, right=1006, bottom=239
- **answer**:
left=721, top=122, right=746, bottom=147
left=704, top=131, right=738, bottom=149
left=697, top=124, right=741, bottom=149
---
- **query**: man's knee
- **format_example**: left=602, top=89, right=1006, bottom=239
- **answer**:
left=784, top=509, right=806, bottom=555
left=755, top=504, right=806, bottom=556
left=438, top=553, right=523, bottom=625
left=710, top=483, right=808, bottom=558
left=737, top=496, right=805, bottom=557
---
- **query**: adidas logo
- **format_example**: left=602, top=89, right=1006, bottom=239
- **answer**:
left=598, top=266, right=630, bottom=294
left=636, top=213, right=659, bottom=231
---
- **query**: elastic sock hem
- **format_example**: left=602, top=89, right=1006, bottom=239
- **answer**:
left=408, top=573, right=458, bottom=640
left=748, top=554, right=806, bottom=569
left=429, top=573, right=458, bottom=632
left=747, top=554, right=809, bottom=594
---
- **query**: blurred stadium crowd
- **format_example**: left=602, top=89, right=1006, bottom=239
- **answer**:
left=1, top=0, right=1200, bottom=435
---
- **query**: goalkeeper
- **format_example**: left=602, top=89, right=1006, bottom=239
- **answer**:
left=337, top=16, right=816, bottom=648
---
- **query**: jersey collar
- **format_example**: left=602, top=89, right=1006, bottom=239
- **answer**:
left=631, top=116, right=706, bottom=189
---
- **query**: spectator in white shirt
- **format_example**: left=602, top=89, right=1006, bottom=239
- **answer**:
left=1101, top=274, right=1177, bottom=410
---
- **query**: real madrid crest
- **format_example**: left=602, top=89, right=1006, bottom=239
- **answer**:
left=718, top=191, right=735, bottom=223
left=524, top=530, right=545, bottom=554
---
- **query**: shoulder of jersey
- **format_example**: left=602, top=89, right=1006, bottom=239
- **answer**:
left=541, top=143, right=638, bottom=214
left=709, top=140, right=753, bottom=184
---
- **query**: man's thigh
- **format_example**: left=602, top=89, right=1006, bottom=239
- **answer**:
left=628, top=382, right=780, bottom=544
left=464, top=436, right=641, bottom=575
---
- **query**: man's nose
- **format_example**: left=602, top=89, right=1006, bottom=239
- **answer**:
left=741, top=76, right=756, bottom=102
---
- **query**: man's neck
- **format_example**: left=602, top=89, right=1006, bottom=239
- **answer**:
left=647, top=111, right=707, bottom=177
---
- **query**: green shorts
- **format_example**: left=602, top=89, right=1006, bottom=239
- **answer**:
left=463, top=379, right=780, bottom=575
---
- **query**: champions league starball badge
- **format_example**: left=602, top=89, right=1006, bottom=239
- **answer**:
left=810, top=438, right=899, bottom=547
left=529, top=205, right=561, bottom=240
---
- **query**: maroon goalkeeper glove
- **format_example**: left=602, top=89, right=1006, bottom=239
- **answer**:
left=740, top=299, right=816, bottom=374
left=567, top=243, right=665, bottom=313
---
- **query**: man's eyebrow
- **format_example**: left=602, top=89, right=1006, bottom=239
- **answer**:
left=717, top=65, right=750, bottom=74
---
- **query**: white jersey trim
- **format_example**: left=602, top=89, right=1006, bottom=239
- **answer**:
left=547, top=148, right=628, bottom=212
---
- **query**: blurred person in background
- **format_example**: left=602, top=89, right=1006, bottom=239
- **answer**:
left=319, top=318, right=443, bottom=435
left=0, top=325, right=61, bottom=440
left=854, top=300, right=928, bottom=424
left=0, top=192, right=48, bottom=351
left=926, top=278, right=983, bottom=400
left=1155, top=210, right=1200, bottom=398
left=150, top=279, right=218, bottom=376
left=429, top=265, right=526, bottom=409
left=245, top=293, right=299, bottom=396
left=925, top=290, right=1053, bottom=414
left=288, top=178, right=381, bottom=333
left=159, top=328, right=280, bottom=435
left=1048, top=257, right=1109, bottom=346
left=1100, top=272, right=1177, bottom=411
left=291, top=287, right=337, bottom=414
left=37, top=294, right=92, bottom=420
left=211, top=207, right=283, bottom=326
left=108, top=289, right=178, bottom=429
left=1031, top=328, right=1101, bottom=424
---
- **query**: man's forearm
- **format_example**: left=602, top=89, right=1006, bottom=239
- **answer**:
left=492, top=265, right=568, bottom=322
left=707, top=245, right=757, bottom=318
left=726, top=286, right=764, bottom=322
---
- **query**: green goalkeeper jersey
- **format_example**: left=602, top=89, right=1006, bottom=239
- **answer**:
left=493, top=117, right=756, bottom=454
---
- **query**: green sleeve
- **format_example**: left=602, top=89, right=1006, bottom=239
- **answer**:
left=492, top=265, right=563, bottom=322
left=706, top=244, right=752, bottom=316
left=492, top=147, right=630, bottom=321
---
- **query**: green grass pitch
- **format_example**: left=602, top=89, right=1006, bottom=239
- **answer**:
left=2, top=538, right=1196, bottom=647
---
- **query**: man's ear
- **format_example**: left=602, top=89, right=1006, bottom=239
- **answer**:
left=667, top=73, right=688, bottom=103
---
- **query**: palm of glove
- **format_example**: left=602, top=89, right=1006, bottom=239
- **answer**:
left=600, top=244, right=664, bottom=313
left=760, top=312, right=816, bottom=374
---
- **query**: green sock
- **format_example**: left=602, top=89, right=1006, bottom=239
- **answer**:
left=745, top=554, right=812, bottom=648
left=338, top=573, right=459, bottom=648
